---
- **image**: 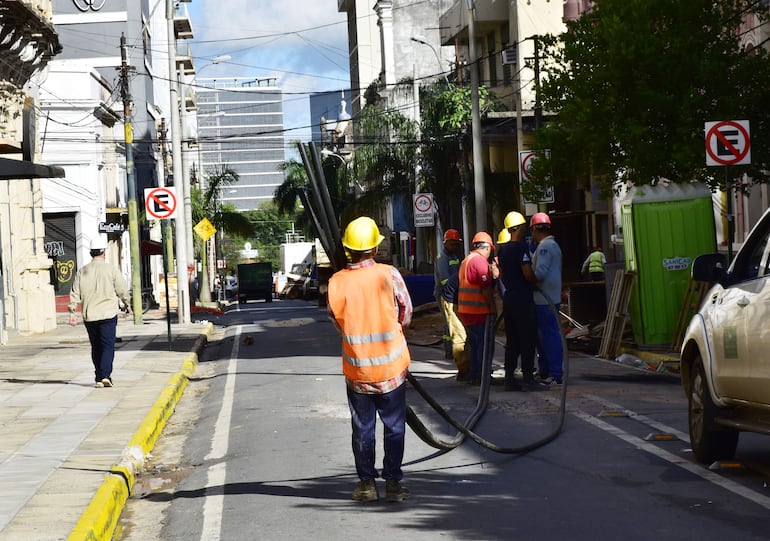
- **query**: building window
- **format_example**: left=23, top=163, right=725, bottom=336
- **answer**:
left=487, top=32, right=498, bottom=86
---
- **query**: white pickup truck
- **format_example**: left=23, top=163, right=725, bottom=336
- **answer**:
left=680, top=206, right=770, bottom=464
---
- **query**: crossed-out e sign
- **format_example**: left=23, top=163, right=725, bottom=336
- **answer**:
left=144, top=187, right=178, bottom=220
left=705, top=120, right=751, bottom=166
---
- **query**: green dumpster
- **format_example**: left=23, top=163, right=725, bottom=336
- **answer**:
left=621, top=183, right=716, bottom=346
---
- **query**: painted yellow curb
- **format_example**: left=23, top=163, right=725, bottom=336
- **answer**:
left=67, top=322, right=213, bottom=541
left=67, top=476, right=128, bottom=541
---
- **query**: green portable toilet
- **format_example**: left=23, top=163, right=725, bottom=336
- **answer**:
left=621, top=183, right=716, bottom=346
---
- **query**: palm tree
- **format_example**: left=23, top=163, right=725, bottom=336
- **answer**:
left=191, top=166, right=255, bottom=302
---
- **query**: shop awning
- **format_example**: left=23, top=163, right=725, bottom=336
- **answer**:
left=0, top=157, right=65, bottom=179
left=141, top=240, right=164, bottom=256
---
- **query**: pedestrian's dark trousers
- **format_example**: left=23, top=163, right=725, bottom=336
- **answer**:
left=503, top=301, right=538, bottom=380
left=347, top=383, right=407, bottom=482
left=84, top=315, right=117, bottom=382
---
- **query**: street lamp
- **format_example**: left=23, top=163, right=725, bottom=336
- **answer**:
left=197, top=54, right=231, bottom=77
left=465, top=0, right=486, bottom=232
left=411, top=34, right=469, bottom=253
left=410, top=36, right=450, bottom=85
left=166, top=0, right=190, bottom=323
left=321, top=148, right=364, bottom=195
left=188, top=56, right=230, bottom=304
left=185, top=55, right=231, bottom=264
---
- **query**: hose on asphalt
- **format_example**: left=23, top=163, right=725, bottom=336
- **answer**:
left=405, top=294, right=569, bottom=454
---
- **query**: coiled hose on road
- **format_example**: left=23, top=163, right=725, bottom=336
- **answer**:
left=405, top=299, right=569, bottom=454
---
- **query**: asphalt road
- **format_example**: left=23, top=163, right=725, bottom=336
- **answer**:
left=117, top=299, right=770, bottom=541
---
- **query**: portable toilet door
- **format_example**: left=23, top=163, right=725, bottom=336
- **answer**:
left=621, top=183, right=716, bottom=346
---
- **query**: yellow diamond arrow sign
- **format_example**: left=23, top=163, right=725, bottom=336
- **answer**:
left=194, top=218, right=217, bottom=241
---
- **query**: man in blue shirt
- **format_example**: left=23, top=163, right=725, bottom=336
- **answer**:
left=530, top=212, right=564, bottom=385
left=498, top=212, right=546, bottom=391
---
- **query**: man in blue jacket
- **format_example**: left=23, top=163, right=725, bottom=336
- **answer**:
left=530, top=213, right=563, bottom=385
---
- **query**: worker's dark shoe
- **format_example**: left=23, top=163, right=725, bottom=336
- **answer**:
left=455, top=371, right=470, bottom=382
left=503, top=380, right=522, bottom=392
left=385, top=480, right=410, bottom=502
left=352, top=479, right=378, bottom=502
left=522, top=378, right=548, bottom=391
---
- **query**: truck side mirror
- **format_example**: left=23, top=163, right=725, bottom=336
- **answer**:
left=691, top=253, right=727, bottom=283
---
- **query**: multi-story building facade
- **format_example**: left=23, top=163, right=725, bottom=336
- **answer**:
left=337, top=0, right=595, bottom=271
left=0, top=0, right=64, bottom=340
left=196, top=78, right=285, bottom=211
left=338, top=0, right=455, bottom=255
left=38, top=0, right=194, bottom=313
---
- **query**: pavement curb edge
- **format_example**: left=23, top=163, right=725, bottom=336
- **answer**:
left=66, top=322, right=214, bottom=541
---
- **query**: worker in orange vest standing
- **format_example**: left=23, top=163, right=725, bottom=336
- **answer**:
left=327, top=216, right=413, bottom=504
left=433, top=228, right=468, bottom=380
left=457, top=232, right=499, bottom=385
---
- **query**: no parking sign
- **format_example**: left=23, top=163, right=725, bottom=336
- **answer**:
left=144, top=187, right=178, bottom=220
left=705, top=120, right=751, bottom=166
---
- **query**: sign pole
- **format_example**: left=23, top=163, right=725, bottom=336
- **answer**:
left=725, top=166, right=733, bottom=262
left=120, top=34, right=143, bottom=325
left=161, top=219, right=172, bottom=350
left=704, top=120, right=750, bottom=263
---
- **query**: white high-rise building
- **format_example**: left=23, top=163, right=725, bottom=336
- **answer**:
left=196, top=78, right=285, bottom=211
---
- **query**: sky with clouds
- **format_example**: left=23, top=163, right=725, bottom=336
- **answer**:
left=186, top=0, right=350, bottom=151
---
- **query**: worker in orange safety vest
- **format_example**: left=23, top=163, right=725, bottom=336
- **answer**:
left=327, top=216, right=413, bottom=504
left=457, top=231, right=499, bottom=385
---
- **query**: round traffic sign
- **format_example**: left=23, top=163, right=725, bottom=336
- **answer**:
left=705, top=120, right=751, bottom=166
left=145, top=187, right=178, bottom=220
left=520, top=151, right=537, bottom=180
left=414, top=194, right=433, bottom=213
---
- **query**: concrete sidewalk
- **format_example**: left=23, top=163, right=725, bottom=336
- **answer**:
left=0, top=311, right=213, bottom=541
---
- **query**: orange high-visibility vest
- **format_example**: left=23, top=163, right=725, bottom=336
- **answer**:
left=328, top=263, right=410, bottom=383
left=457, top=251, right=491, bottom=315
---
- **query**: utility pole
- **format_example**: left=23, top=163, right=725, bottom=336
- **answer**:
left=158, top=119, right=175, bottom=273
left=119, top=33, right=143, bottom=324
left=532, top=35, right=542, bottom=130
left=167, top=0, right=190, bottom=324
left=466, top=0, right=486, bottom=232
left=157, top=119, right=174, bottom=347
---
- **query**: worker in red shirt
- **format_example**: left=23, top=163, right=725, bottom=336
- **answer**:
left=457, top=232, right=499, bottom=385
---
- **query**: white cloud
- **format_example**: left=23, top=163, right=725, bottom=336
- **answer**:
left=188, top=0, right=351, bottom=149
left=188, top=0, right=350, bottom=140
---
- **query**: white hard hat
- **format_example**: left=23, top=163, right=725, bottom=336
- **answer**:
left=90, top=236, right=107, bottom=251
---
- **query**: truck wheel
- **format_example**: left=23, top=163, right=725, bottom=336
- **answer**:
left=689, top=358, right=739, bottom=464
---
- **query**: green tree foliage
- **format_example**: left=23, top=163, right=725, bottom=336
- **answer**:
left=349, top=100, right=419, bottom=224
left=191, top=166, right=255, bottom=248
left=242, top=202, right=300, bottom=270
left=275, top=82, right=499, bottom=236
left=191, top=166, right=256, bottom=280
left=275, top=158, right=308, bottom=217
left=533, top=0, right=770, bottom=195
left=419, top=83, right=498, bottom=229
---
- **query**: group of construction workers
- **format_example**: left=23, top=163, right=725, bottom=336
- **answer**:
left=435, top=211, right=564, bottom=391
left=326, top=212, right=565, bottom=504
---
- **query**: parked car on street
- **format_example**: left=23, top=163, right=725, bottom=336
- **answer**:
left=224, top=275, right=238, bottom=301
left=680, top=206, right=770, bottom=464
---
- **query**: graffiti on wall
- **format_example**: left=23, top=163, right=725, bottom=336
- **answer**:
left=44, top=241, right=75, bottom=284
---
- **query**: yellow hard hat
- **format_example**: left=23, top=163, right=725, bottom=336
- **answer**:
left=497, top=229, right=511, bottom=244
left=341, top=216, right=384, bottom=252
left=504, top=211, right=526, bottom=229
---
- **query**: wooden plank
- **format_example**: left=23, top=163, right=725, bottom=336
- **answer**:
left=599, top=270, right=635, bottom=359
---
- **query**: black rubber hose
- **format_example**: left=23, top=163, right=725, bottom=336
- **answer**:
left=406, top=314, right=495, bottom=450
left=405, top=294, right=569, bottom=454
